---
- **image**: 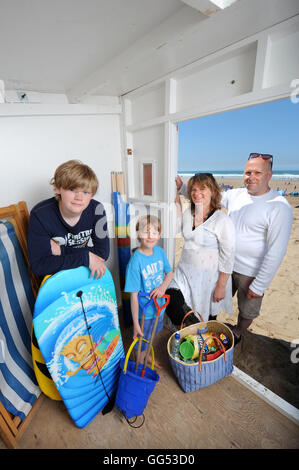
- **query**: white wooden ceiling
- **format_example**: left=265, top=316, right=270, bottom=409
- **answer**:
left=0, top=0, right=298, bottom=101
left=0, top=0, right=196, bottom=95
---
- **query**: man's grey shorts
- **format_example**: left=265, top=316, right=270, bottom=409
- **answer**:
left=232, top=272, right=263, bottom=320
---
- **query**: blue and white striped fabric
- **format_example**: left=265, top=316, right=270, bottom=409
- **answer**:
left=0, top=220, right=40, bottom=421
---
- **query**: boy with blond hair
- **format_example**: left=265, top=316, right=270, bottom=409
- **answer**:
left=28, top=160, right=109, bottom=279
left=124, top=215, right=173, bottom=368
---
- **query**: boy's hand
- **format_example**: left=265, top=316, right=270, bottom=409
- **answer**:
left=133, top=323, right=144, bottom=340
left=50, top=239, right=61, bottom=256
left=89, top=252, right=106, bottom=279
left=150, top=285, right=166, bottom=298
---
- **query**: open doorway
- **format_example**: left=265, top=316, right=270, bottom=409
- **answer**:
left=175, top=97, right=299, bottom=409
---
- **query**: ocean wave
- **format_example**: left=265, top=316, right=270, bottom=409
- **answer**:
left=271, top=174, right=299, bottom=180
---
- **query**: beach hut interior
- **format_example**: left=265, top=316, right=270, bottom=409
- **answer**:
left=0, top=0, right=299, bottom=450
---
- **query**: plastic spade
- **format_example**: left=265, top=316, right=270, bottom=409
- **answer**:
left=140, top=294, right=170, bottom=377
left=135, top=292, right=154, bottom=371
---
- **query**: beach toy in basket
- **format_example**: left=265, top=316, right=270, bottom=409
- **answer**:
left=167, top=310, right=234, bottom=393
left=115, top=293, right=169, bottom=426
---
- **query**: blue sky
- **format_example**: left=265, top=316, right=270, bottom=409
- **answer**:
left=178, top=98, right=299, bottom=171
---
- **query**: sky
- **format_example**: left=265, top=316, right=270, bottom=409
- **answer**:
left=178, top=97, right=299, bottom=171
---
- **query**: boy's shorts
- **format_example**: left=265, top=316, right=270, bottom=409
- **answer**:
left=232, top=272, right=264, bottom=320
left=134, top=314, right=164, bottom=352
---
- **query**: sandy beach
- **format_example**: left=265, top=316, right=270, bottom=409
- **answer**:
left=175, top=177, right=299, bottom=409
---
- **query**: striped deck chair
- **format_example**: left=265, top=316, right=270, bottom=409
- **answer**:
left=0, top=203, right=42, bottom=448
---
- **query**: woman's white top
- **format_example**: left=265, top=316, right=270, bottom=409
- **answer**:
left=170, top=208, right=235, bottom=321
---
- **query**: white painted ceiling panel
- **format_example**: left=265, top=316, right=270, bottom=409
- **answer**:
left=0, top=0, right=185, bottom=93
left=0, top=0, right=299, bottom=101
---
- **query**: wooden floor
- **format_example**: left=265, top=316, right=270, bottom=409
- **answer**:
left=1, top=327, right=298, bottom=450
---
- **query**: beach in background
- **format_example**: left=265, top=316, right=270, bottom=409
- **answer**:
left=175, top=176, right=299, bottom=409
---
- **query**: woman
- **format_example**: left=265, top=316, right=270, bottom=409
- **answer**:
left=166, top=173, right=235, bottom=326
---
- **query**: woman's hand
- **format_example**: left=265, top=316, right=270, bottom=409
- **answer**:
left=175, top=190, right=181, bottom=205
left=175, top=190, right=182, bottom=216
left=50, top=239, right=61, bottom=256
left=89, top=252, right=106, bottom=279
left=175, top=175, right=183, bottom=191
left=213, top=284, right=226, bottom=302
left=213, top=272, right=229, bottom=302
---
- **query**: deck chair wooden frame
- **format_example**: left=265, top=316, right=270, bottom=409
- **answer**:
left=0, top=201, right=43, bottom=448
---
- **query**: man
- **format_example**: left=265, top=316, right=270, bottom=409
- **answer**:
left=176, top=154, right=293, bottom=345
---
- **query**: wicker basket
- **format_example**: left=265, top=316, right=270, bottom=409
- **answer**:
left=167, top=311, right=234, bottom=393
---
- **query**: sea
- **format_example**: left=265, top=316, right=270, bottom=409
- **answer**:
left=178, top=170, right=299, bottom=180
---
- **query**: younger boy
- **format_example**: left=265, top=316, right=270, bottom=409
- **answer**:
left=27, top=159, right=109, bottom=278
left=124, top=215, right=173, bottom=368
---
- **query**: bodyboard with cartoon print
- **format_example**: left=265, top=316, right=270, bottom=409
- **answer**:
left=32, top=266, right=125, bottom=428
left=31, top=275, right=62, bottom=401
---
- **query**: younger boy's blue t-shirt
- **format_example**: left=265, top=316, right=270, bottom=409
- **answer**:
left=124, top=245, right=172, bottom=319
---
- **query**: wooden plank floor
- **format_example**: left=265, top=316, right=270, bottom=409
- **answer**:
left=3, top=327, right=297, bottom=450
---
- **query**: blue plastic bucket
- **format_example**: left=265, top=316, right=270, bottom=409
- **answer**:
left=115, top=337, right=160, bottom=419
left=115, top=359, right=159, bottom=419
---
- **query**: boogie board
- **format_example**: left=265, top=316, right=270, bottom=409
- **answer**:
left=32, top=266, right=125, bottom=428
left=31, top=325, right=62, bottom=401
left=31, top=275, right=62, bottom=401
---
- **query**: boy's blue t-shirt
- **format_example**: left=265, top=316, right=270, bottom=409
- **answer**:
left=124, top=245, right=172, bottom=320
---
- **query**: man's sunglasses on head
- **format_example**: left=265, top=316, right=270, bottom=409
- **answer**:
left=248, top=153, right=273, bottom=167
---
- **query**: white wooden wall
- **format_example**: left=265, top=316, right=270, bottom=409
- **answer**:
left=0, top=102, right=123, bottom=301
left=121, top=15, right=299, bottom=265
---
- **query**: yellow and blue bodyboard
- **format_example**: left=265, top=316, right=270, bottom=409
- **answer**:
left=33, top=266, right=125, bottom=428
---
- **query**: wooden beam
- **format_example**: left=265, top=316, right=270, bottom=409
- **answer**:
left=0, top=104, right=121, bottom=118
left=180, top=0, right=221, bottom=16
left=232, top=366, right=299, bottom=426
left=252, top=34, right=272, bottom=91
left=68, top=1, right=299, bottom=100
left=67, top=7, right=204, bottom=102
